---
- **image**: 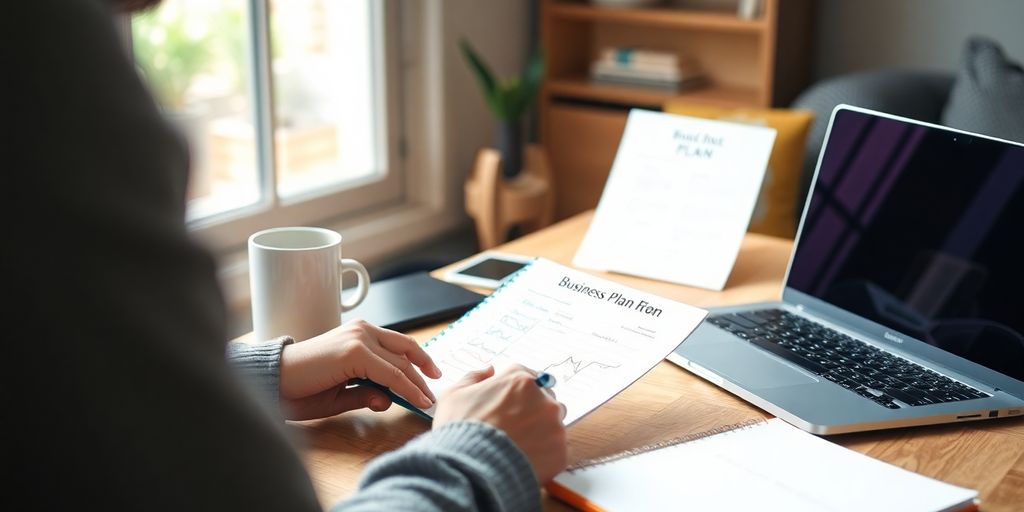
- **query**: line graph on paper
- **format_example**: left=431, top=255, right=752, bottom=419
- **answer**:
left=543, top=356, right=621, bottom=385
left=431, top=288, right=638, bottom=401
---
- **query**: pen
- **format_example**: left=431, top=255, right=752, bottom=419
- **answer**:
left=535, top=372, right=557, bottom=389
left=352, top=378, right=434, bottom=421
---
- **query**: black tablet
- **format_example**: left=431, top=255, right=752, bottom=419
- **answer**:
left=346, top=271, right=486, bottom=332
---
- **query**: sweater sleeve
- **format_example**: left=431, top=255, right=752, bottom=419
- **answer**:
left=335, top=421, right=541, bottom=512
left=225, top=337, right=545, bottom=512
left=226, top=336, right=294, bottom=412
left=225, top=336, right=544, bottom=511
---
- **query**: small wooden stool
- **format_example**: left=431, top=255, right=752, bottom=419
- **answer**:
left=464, top=144, right=555, bottom=250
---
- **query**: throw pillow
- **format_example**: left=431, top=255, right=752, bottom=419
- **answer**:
left=662, top=101, right=814, bottom=238
left=942, top=36, right=1024, bottom=143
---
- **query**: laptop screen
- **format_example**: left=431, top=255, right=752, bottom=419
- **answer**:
left=787, top=107, right=1024, bottom=380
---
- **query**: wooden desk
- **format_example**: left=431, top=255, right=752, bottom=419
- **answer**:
left=290, top=210, right=1024, bottom=511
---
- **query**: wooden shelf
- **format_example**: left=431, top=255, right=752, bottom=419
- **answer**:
left=538, top=0, right=813, bottom=220
left=547, top=3, right=767, bottom=33
left=547, top=77, right=759, bottom=109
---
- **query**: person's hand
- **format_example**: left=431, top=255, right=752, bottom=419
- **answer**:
left=278, top=320, right=442, bottom=421
left=433, top=365, right=568, bottom=483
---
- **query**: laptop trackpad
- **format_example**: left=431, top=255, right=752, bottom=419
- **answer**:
left=687, top=343, right=818, bottom=389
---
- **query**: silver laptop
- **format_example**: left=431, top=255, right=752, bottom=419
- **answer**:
left=668, top=104, right=1024, bottom=435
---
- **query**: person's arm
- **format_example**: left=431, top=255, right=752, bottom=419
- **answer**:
left=227, top=336, right=294, bottom=413
left=4, top=1, right=563, bottom=509
left=337, top=422, right=540, bottom=512
left=227, top=332, right=562, bottom=512
left=227, top=337, right=544, bottom=511
left=338, top=366, right=568, bottom=512
left=5, top=1, right=321, bottom=509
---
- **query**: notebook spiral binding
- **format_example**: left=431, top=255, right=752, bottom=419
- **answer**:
left=567, top=418, right=767, bottom=472
left=424, top=258, right=538, bottom=349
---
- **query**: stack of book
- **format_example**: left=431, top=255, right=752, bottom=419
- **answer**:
left=590, top=47, right=707, bottom=91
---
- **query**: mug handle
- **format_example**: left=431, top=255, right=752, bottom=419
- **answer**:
left=339, top=258, right=371, bottom=312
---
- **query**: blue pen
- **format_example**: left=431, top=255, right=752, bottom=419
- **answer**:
left=352, top=378, right=434, bottom=421
left=535, top=372, right=557, bottom=389
left=357, top=373, right=555, bottom=421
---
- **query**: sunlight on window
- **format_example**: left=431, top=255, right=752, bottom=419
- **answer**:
left=133, top=0, right=390, bottom=227
left=270, top=0, right=382, bottom=199
left=133, top=0, right=260, bottom=220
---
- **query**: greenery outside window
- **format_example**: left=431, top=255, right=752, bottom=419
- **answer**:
left=130, top=0, right=403, bottom=251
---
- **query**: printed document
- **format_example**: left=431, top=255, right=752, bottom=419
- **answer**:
left=420, top=258, right=707, bottom=425
left=573, top=109, right=776, bottom=290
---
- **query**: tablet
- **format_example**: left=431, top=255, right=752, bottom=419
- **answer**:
left=346, top=271, right=486, bottom=332
left=442, top=251, right=535, bottom=289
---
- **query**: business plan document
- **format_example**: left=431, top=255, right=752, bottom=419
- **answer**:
left=413, top=258, right=707, bottom=425
left=574, top=109, right=776, bottom=290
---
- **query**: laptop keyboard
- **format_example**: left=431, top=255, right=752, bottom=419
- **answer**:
left=708, top=309, right=989, bottom=409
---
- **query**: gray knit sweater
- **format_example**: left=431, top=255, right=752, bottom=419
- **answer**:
left=228, top=339, right=541, bottom=512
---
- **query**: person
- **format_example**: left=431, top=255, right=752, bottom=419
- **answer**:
left=3, top=0, right=568, bottom=510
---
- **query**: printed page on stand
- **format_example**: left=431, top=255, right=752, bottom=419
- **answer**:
left=420, top=258, right=708, bottom=425
left=573, top=109, right=776, bottom=291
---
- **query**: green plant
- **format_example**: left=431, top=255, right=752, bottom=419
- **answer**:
left=132, top=7, right=214, bottom=111
left=459, top=38, right=544, bottom=123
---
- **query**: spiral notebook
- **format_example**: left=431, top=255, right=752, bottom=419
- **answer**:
left=547, top=418, right=979, bottom=512
left=371, top=257, right=708, bottom=424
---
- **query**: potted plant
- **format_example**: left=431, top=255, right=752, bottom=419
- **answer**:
left=459, top=38, right=544, bottom=179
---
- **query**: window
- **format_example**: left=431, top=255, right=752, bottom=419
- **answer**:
left=130, top=0, right=402, bottom=250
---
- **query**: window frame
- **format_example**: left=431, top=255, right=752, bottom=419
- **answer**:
left=121, top=1, right=464, bottom=319
left=126, top=0, right=408, bottom=253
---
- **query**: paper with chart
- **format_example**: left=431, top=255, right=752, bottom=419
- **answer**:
left=573, top=109, right=776, bottom=290
left=420, top=258, right=707, bottom=425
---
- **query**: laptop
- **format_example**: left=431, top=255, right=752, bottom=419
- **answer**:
left=667, top=104, right=1024, bottom=435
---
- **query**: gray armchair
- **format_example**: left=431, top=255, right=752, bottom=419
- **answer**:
left=790, top=69, right=955, bottom=215
left=791, top=37, right=1024, bottom=222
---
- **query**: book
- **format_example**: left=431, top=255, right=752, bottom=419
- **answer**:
left=592, top=58, right=687, bottom=75
left=590, top=71, right=708, bottom=91
left=373, top=257, right=708, bottom=425
left=591, top=61, right=706, bottom=82
left=573, top=109, right=776, bottom=290
left=594, top=50, right=701, bottom=74
left=592, top=60, right=683, bottom=81
left=589, top=51, right=707, bottom=91
left=591, top=76, right=683, bottom=91
left=547, top=418, right=980, bottom=512
left=600, top=47, right=678, bottom=68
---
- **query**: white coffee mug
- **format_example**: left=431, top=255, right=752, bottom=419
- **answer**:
left=248, top=226, right=370, bottom=342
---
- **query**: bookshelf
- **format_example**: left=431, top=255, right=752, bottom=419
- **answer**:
left=539, top=0, right=814, bottom=219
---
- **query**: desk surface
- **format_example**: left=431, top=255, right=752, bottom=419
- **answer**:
left=289, top=210, right=1024, bottom=511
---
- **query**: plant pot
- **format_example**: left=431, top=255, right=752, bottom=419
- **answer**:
left=496, top=120, right=524, bottom=179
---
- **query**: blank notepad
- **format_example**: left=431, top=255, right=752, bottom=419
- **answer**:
left=549, top=418, right=978, bottom=512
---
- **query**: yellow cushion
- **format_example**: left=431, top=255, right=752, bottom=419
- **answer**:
left=662, top=101, right=814, bottom=239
